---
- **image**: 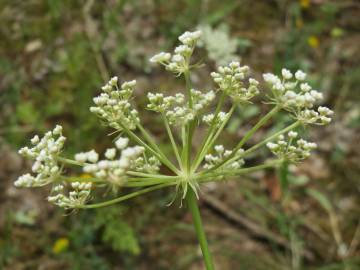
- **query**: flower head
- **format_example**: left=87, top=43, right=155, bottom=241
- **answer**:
left=90, top=78, right=139, bottom=131
left=150, top=30, right=202, bottom=75
left=211, top=61, right=259, bottom=103
left=15, top=125, right=65, bottom=187
left=267, top=132, right=317, bottom=162
left=263, top=69, right=333, bottom=125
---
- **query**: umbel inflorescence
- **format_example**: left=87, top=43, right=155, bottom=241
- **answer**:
left=15, top=30, right=333, bottom=210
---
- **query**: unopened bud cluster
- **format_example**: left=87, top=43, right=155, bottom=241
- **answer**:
left=48, top=182, right=92, bottom=209
left=266, top=131, right=317, bottom=162
left=147, top=89, right=215, bottom=125
left=75, top=137, right=159, bottom=186
left=204, top=145, right=244, bottom=170
left=263, top=69, right=333, bottom=125
left=202, top=111, right=228, bottom=127
left=90, top=77, right=139, bottom=130
left=15, top=125, right=65, bottom=187
left=211, top=61, right=259, bottom=103
left=150, top=31, right=202, bottom=75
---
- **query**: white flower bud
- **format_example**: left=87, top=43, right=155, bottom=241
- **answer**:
left=87, top=150, right=99, bottom=163
left=31, top=135, right=40, bottom=145
left=53, top=125, right=63, bottom=135
left=105, top=148, right=116, bottom=159
left=282, top=68, right=293, bottom=79
left=295, top=70, right=306, bottom=81
left=75, top=152, right=87, bottom=163
left=288, top=131, right=298, bottom=138
left=115, top=137, right=129, bottom=150
left=214, top=145, right=224, bottom=154
left=150, top=52, right=171, bottom=63
left=109, top=76, right=118, bottom=86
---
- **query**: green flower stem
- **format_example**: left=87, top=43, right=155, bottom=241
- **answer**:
left=121, top=124, right=180, bottom=175
left=184, top=69, right=193, bottom=109
left=57, top=157, right=173, bottom=180
left=186, top=189, right=215, bottom=270
left=184, top=70, right=194, bottom=172
left=162, top=113, right=183, bottom=170
left=238, top=121, right=301, bottom=157
left=191, top=92, right=226, bottom=171
left=57, top=157, right=83, bottom=166
left=204, top=121, right=301, bottom=174
left=202, top=105, right=281, bottom=174
left=125, top=178, right=175, bottom=187
left=126, top=171, right=175, bottom=179
left=80, top=183, right=174, bottom=209
left=135, top=123, right=180, bottom=174
left=136, top=123, right=167, bottom=158
left=58, top=175, right=104, bottom=183
left=196, top=161, right=282, bottom=182
left=192, top=103, right=236, bottom=173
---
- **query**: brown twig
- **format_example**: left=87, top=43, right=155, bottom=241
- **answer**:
left=201, top=192, right=315, bottom=260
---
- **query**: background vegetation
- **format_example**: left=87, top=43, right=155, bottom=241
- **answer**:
left=1, top=0, right=359, bottom=269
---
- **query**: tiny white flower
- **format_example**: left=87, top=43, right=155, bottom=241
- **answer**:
left=300, top=83, right=311, bottom=92
left=295, top=70, right=306, bottom=81
left=75, top=152, right=87, bottom=163
left=31, top=135, right=40, bottom=145
left=105, top=148, right=117, bottom=159
left=109, top=76, right=118, bottom=86
left=214, top=145, right=224, bottom=154
left=150, top=52, right=171, bottom=63
left=288, top=131, right=298, bottom=138
left=87, top=150, right=99, bottom=163
left=115, top=137, right=129, bottom=150
left=282, top=68, right=293, bottom=80
left=53, top=125, right=63, bottom=135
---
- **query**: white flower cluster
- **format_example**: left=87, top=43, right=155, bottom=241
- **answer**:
left=197, top=24, right=239, bottom=66
left=132, top=156, right=161, bottom=174
left=150, top=30, right=202, bottom=75
left=75, top=137, right=159, bottom=186
left=211, top=61, right=259, bottom=103
left=202, top=111, right=227, bottom=127
left=263, top=69, right=333, bottom=125
left=266, top=131, right=317, bottom=162
left=90, top=77, right=140, bottom=130
left=204, top=145, right=244, bottom=170
left=48, top=182, right=92, bottom=209
left=147, top=92, right=185, bottom=113
left=15, top=125, right=65, bottom=187
left=147, top=89, right=215, bottom=125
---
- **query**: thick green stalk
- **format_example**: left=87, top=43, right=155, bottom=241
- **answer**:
left=186, top=189, right=215, bottom=270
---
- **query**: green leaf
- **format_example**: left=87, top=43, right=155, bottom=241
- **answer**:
left=307, top=189, right=333, bottom=212
left=94, top=206, right=140, bottom=255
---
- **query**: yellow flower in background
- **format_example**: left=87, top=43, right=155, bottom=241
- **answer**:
left=80, top=173, right=92, bottom=179
left=52, top=237, right=69, bottom=254
left=300, top=0, right=310, bottom=9
left=296, top=18, right=304, bottom=29
left=308, top=36, right=319, bottom=48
